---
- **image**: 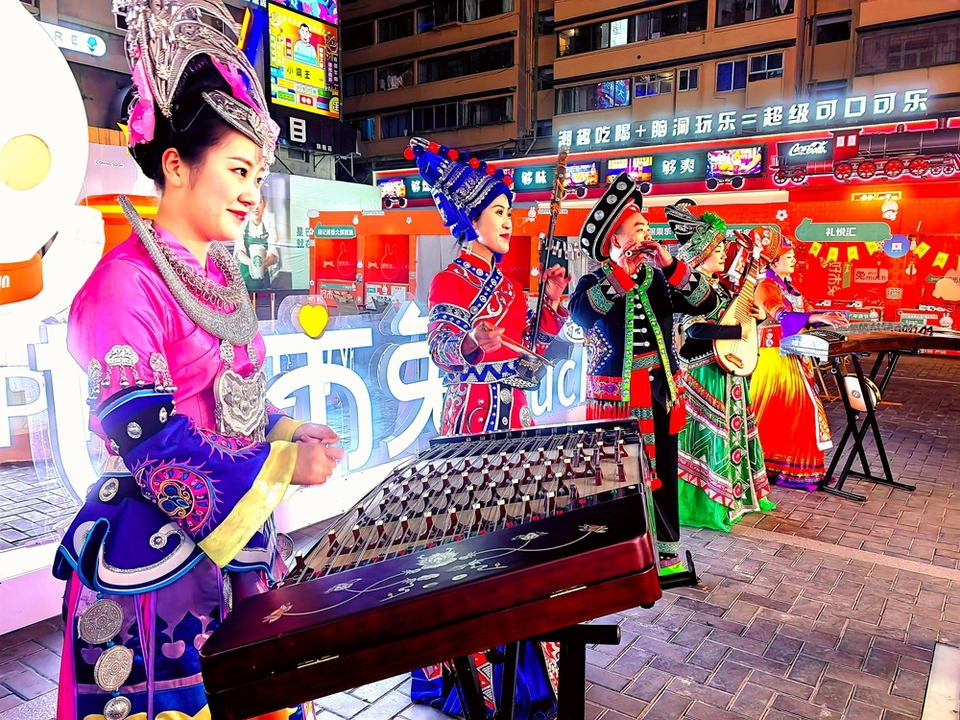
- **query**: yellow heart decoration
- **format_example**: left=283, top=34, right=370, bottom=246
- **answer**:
left=298, top=304, right=330, bottom=339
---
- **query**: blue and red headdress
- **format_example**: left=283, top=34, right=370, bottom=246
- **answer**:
left=405, top=137, right=514, bottom=244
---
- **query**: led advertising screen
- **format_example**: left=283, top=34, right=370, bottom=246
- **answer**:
left=706, top=146, right=764, bottom=177
left=377, top=178, right=405, bottom=199
left=565, top=162, right=600, bottom=187
left=271, top=0, right=338, bottom=25
left=268, top=3, right=340, bottom=118
left=606, top=156, right=653, bottom=183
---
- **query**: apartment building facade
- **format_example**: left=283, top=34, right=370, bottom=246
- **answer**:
left=342, top=0, right=960, bottom=174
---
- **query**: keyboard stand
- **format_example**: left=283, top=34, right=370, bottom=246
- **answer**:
left=821, top=350, right=916, bottom=502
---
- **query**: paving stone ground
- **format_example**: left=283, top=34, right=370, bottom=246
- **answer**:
left=1, top=354, right=958, bottom=720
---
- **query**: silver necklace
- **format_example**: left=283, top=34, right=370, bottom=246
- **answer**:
left=118, top=196, right=258, bottom=346
left=119, top=196, right=266, bottom=440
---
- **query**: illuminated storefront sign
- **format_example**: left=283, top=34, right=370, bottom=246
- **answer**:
left=650, top=151, right=706, bottom=183
left=795, top=218, right=892, bottom=243
left=512, top=165, right=555, bottom=191
left=778, top=139, right=833, bottom=160
left=852, top=191, right=902, bottom=202
left=38, top=22, right=107, bottom=57
left=314, top=225, right=356, bottom=238
left=3, top=302, right=586, bottom=502
left=556, top=89, right=930, bottom=149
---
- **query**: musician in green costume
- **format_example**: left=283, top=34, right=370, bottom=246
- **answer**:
left=666, top=204, right=775, bottom=532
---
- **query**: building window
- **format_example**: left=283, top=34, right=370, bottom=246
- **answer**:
left=635, top=72, right=673, bottom=97
left=413, top=102, right=460, bottom=132
left=417, top=2, right=458, bottom=32
left=464, top=96, right=514, bottom=125
left=538, top=12, right=554, bottom=36
left=378, top=62, right=414, bottom=91
left=377, top=13, right=414, bottom=43
left=417, top=41, right=514, bottom=84
left=857, top=18, right=960, bottom=74
left=556, top=78, right=631, bottom=114
left=115, top=11, right=128, bottom=30
left=716, top=59, right=747, bottom=92
left=558, top=1, right=707, bottom=57
left=538, top=66, right=554, bottom=91
left=417, top=0, right=512, bottom=30
left=349, top=118, right=375, bottom=141
left=815, top=14, right=851, bottom=44
left=536, top=119, right=553, bottom=137
left=342, top=22, right=374, bottom=50
left=343, top=70, right=375, bottom=98
left=381, top=112, right=411, bottom=139
left=635, top=0, right=708, bottom=41
left=716, top=0, right=794, bottom=28
left=748, top=52, right=783, bottom=82
left=678, top=67, right=699, bottom=92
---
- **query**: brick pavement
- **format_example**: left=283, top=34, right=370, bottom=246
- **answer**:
left=1, top=354, right=958, bottom=720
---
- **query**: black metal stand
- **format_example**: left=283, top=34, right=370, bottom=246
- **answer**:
left=451, top=623, right=620, bottom=720
left=821, top=350, right=916, bottom=502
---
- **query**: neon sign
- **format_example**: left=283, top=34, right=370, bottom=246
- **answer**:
left=556, top=89, right=931, bottom=149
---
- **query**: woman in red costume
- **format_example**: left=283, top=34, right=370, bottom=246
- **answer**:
left=752, top=240, right=848, bottom=489
left=409, top=137, right=570, bottom=435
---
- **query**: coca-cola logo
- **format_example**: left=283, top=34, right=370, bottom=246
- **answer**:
left=788, top=141, right=829, bottom=157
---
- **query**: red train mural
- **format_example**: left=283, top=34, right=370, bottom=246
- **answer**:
left=771, top=119, right=960, bottom=185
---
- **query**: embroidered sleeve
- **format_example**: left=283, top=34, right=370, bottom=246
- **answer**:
left=265, top=401, right=304, bottom=442
left=428, top=271, right=482, bottom=370
left=96, top=393, right=294, bottom=568
left=662, top=258, right=693, bottom=289
left=568, top=264, right=634, bottom=330
left=667, top=271, right=718, bottom=316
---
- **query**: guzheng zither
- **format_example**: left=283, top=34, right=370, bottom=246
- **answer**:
left=780, top=321, right=960, bottom=361
left=200, top=419, right=663, bottom=719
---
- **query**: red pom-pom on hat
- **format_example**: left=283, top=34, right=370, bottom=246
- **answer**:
left=403, top=147, right=415, bottom=161
left=447, top=149, right=458, bottom=160
left=486, top=165, right=496, bottom=176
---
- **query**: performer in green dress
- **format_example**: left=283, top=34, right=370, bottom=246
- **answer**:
left=667, top=205, right=775, bottom=532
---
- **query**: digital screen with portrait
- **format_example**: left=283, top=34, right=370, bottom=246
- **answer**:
left=270, top=0, right=338, bottom=25
left=268, top=2, right=340, bottom=118
left=606, top=156, right=653, bottom=183
left=377, top=178, right=405, bottom=199
left=565, top=162, right=600, bottom=187
left=706, top=146, right=763, bottom=177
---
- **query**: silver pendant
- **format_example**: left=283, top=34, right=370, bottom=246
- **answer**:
left=498, top=388, right=513, bottom=404
left=276, top=533, right=294, bottom=561
left=214, top=366, right=267, bottom=440
left=93, top=645, right=134, bottom=692
left=78, top=599, right=124, bottom=645
left=98, top=478, right=120, bottom=503
left=103, top=695, right=131, bottom=720
left=520, top=405, right=533, bottom=428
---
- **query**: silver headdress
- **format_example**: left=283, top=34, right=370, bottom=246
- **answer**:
left=115, top=0, right=278, bottom=165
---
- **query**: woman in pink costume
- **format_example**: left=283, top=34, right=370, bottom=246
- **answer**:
left=52, top=2, right=342, bottom=718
